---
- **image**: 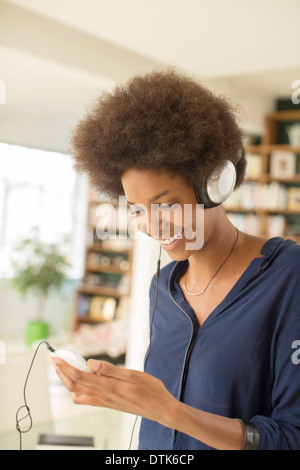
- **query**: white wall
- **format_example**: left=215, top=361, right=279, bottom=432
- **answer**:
left=0, top=278, right=79, bottom=344
left=203, top=77, right=275, bottom=135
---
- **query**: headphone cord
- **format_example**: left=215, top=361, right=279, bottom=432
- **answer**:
left=16, top=249, right=162, bottom=451
left=16, top=340, right=50, bottom=450
left=150, top=245, right=161, bottom=338
left=128, top=245, right=161, bottom=449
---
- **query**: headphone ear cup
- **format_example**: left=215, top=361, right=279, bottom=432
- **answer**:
left=194, top=160, right=237, bottom=208
left=194, top=184, right=216, bottom=208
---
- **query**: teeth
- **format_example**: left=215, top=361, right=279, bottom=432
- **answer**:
left=173, top=230, right=183, bottom=239
left=161, top=238, right=174, bottom=245
left=161, top=230, right=183, bottom=245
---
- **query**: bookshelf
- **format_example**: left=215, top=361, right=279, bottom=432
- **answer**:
left=73, top=189, right=134, bottom=362
left=224, top=110, right=300, bottom=243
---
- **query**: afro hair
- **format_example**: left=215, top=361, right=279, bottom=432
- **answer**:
left=71, top=69, right=246, bottom=201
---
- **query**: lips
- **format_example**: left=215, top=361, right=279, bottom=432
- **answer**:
left=154, top=230, right=185, bottom=252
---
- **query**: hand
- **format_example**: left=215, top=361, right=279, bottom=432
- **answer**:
left=52, top=358, right=178, bottom=426
left=52, top=358, right=245, bottom=449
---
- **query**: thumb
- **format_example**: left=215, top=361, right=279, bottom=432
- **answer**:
left=87, top=359, right=102, bottom=373
left=87, top=359, right=113, bottom=375
left=87, top=360, right=137, bottom=383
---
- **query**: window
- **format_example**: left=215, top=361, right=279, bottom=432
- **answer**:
left=0, top=142, right=87, bottom=278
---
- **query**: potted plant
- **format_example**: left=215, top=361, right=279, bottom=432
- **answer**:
left=11, top=233, right=70, bottom=346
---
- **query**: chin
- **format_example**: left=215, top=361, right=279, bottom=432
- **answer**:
left=161, top=244, right=197, bottom=262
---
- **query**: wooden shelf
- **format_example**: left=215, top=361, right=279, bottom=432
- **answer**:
left=78, top=283, right=127, bottom=298
left=76, top=315, right=109, bottom=324
left=87, top=243, right=132, bottom=254
left=226, top=207, right=300, bottom=215
left=265, top=110, right=300, bottom=121
left=73, top=190, right=134, bottom=363
left=226, top=110, right=300, bottom=241
left=85, top=262, right=129, bottom=274
left=246, top=144, right=300, bottom=154
left=266, top=175, right=300, bottom=184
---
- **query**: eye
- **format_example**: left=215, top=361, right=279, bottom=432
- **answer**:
left=159, top=202, right=177, bottom=210
left=128, top=206, right=144, bottom=216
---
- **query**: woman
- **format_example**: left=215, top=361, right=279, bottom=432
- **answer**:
left=53, top=70, right=300, bottom=450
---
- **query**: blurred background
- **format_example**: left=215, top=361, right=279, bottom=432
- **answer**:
left=0, top=0, right=300, bottom=450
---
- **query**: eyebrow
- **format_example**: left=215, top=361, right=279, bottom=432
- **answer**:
left=127, top=190, right=170, bottom=205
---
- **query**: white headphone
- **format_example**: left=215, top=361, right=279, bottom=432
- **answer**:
left=194, top=149, right=242, bottom=208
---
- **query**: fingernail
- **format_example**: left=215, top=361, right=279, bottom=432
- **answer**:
left=87, top=359, right=101, bottom=372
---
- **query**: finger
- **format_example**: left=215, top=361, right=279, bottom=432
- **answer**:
left=53, top=359, right=121, bottom=397
left=71, top=393, right=106, bottom=408
left=54, top=361, right=74, bottom=390
left=52, top=357, right=91, bottom=378
left=87, top=360, right=141, bottom=383
left=53, top=358, right=96, bottom=388
left=53, top=360, right=113, bottom=408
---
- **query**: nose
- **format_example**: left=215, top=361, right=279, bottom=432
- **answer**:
left=147, top=220, right=175, bottom=240
left=137, top=211, right=168, bottom=239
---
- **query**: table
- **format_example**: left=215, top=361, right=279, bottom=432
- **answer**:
left=0, top=408, right=122, bottom=450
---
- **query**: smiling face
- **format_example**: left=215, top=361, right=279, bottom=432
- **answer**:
left=122, top=168, right=211, bottom=261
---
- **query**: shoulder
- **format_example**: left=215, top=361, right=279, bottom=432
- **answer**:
left=273, top=238, right=300, bottom=267
left=262, top=237, right=300, bottom=283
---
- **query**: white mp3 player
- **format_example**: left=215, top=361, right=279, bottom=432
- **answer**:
left=46, top=343, right=92, bottom=373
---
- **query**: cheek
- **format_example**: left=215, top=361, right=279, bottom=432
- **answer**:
left=160, top=211, right=178, bottom=230
left=133, top=216, right=147, bottom=235
left=181, top=205, right=200, bottom=231
left=133, top=209, right=181, bottom=235
left=182, top=205, right=205, bottom=251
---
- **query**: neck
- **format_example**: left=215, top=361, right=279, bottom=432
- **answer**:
left=186, top=209, right=239, bottom=286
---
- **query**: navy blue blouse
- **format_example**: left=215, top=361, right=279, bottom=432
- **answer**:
left=138, top=237, right=300, bottom=450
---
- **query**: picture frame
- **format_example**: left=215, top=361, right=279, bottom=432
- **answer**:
left=269, top=151, right=296, bottom=178
left=287, top=187, right=300, bottom=211
left=89, top=296, right=117, bottom=321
